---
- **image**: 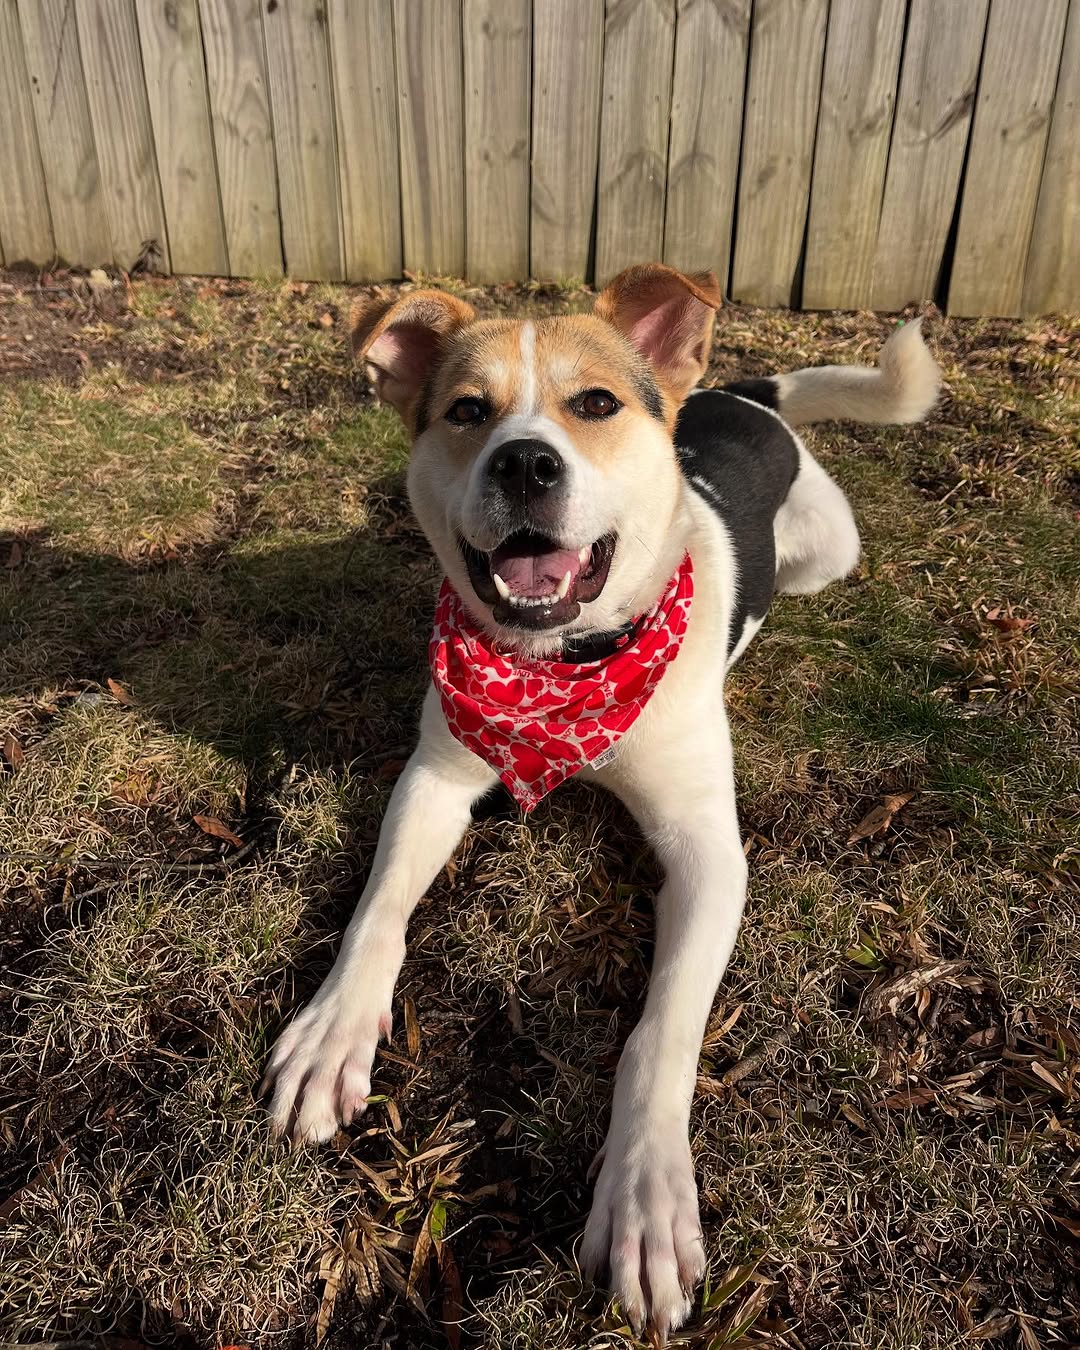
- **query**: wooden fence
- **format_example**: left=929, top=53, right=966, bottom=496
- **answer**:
left=0, top=0, right=1077, bottom=316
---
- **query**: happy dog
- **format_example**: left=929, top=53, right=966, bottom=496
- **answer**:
left=263, top=264, right=940, bottom=1334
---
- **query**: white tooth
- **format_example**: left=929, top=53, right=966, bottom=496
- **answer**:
left=556, top=570, right=572, bottom=600
left=492, top=572, right=510, bottom=600
left=578, top=546, right=590, bottom=565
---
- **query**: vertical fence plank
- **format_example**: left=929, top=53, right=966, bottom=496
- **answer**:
left=802, top=0, right=905, bottom=311
left=136, top=0, right=228, bottom=275
left=1022, top=0, right=1080, bottom=314
left=730, top=0, right=829, bottom=306
left=262, top=0, right=342, bottom=281
left=464, top=0, right=530, bottom=282
left=327, top=0, right=400, bottom=281
left=530, top=0, right=603, bottom=281
left=18, top=0, right=112, bottom=265
left=395, top=0, right=466, bottom=277
left=950, top=0, right=1069, bottom=317
left=663, top=0, right=750, bottom=284
left=595, top=0, right=677, bottom=285
left=77, top=0, right=169, bottom=272
left=871, top=0, right=989, bottom=311
left=200, top=0, right=283, bottom=278
left=0, top=0, right=54, bottom=264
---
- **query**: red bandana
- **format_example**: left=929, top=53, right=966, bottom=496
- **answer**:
left=429, top=555, right=693, bottom=811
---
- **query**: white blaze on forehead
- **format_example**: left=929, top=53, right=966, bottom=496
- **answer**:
left=516, top=321, right=537, bottom=416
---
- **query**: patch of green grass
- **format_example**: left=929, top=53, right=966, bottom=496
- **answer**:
left=0, top=382, right=231, bottom=557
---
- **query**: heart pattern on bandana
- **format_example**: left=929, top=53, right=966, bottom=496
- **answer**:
left=429, top=555, right=693, bottom=811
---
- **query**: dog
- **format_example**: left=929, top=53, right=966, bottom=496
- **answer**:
left=263, top=264, right=940, bottom=1335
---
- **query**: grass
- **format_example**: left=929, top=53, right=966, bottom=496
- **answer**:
left=0, top=270, right=1077, bottom=1349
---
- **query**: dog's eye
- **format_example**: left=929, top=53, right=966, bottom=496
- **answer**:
left=574, top=389, right=621, bottom=419
left=446, top=397, right=489, bottom=426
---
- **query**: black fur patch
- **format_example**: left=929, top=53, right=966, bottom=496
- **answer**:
left=675, top=391, right=799, bottom=657
left=634, top=370, right=665, bottom=421
left=721, top=377, right=779, bottom=411
left=414, top=375, right=436, bottom=435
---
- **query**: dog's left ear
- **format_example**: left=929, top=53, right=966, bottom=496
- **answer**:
left=595, top=263, right=721, bottom=402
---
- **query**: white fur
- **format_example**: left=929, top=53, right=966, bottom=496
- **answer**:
left=774, top=437, right=861, bottom=594
left=265, top=320, right=940, bottom=1336
left=517, top=320, right=538, bottom=415
left=775, top=318, right=940, bottom=426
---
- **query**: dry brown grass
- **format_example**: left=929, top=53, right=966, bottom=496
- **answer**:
left=0, top=271, right=1077, bottom=1349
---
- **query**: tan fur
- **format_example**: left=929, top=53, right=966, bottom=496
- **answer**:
left=351, top=289, right=477, bottom=428
left=594, top=263, right=721, bottom=401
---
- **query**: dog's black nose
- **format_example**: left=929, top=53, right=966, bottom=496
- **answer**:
left=489, top=439, right=564, bottom=501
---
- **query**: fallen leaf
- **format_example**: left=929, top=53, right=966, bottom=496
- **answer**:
left=318, top=311, right=334, bottom=328
left=962, top=1026, right=1001, bottom=1049
left=881, top=1086, right=938, bottom=1109
left=863, top=960, right=969, bottom=1020
left=106, top=677, right=135, bottom=705
left=506, top=987, right=524, bottom=1034
left=315, top=1248, right=345, bottom=1345
left=439, top=1244, right=463, bottom=1350
left=194, top=814, right=244, bottom=848
left=1030, top=1061, right=1069, bottom=1095
left=2, top=733, right=25, bottom=768
left=404, top=995, right=420, bottom=1060
left=5, top=539, right=22, bottom=568
left=406, top=1206, right=433, bottom=1303
left=847, top=792, right=915, bottom=844
left=112, top=769, right=157, bottom=805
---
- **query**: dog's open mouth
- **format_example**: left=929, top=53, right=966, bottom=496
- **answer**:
left=460, top=530, right=617, bottom=630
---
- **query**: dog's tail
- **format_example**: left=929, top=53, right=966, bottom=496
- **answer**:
left=724, top=319, right=941, bottom=427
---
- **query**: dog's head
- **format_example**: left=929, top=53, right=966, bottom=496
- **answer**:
left=352, top=264, right=720, bottom=653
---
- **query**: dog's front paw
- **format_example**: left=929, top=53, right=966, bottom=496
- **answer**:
left=580, top=1127, right=705, bottom=1337
left=261, top=983, right=393, bottom=1145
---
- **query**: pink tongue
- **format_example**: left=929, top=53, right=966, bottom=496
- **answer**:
left=491, top=542, right=583, bottom=598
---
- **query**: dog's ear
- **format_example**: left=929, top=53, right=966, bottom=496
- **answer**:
left=350, top=289, right=476, bottom=425
left=594, top=263, right=721, bottom=402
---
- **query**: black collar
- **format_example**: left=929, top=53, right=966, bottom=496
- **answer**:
left=559, top=617, right=642, bottom=664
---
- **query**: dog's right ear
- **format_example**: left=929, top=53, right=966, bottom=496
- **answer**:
left=350, top=289, right=476, bottom=426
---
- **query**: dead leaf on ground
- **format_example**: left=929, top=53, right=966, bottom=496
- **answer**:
left=404, top=994, right=421, bottom=1060
left=106, top=677, right=136, bottom=705
left=506, top=987, right=524, bottom=1034
left=5, top=539, right=22, bottom=568
left=439, top=1244, right=464, bottom=1350
left=863, top=960, right=969, bottom=1020
left=315, top=1248, right=346, bottom=1345
left=2, top=732, right=25, bottom=768
left=847, top=792, right=915, bottom=845
left=881, top=1086, right=938, bottom=1109
left=193, top=814, right=244, bottom=848
left=985, top=605, right=1035, bottom=633
left=112, top=769, right=157, bottom=805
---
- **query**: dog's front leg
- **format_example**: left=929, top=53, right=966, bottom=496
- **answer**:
left=263, top=692, right=496, bottom=1143
left=582, top=717, right=747, bottom=1335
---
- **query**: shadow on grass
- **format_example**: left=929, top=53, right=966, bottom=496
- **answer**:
left=1, top=491, right=434, bottom=789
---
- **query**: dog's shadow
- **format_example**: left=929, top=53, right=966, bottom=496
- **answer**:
left=1, top=481, right=437, bottom=789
